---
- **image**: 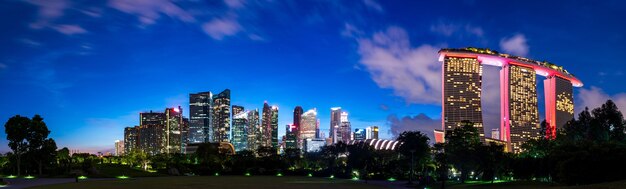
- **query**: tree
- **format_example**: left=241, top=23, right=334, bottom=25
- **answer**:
left=26, top=115, right=57, bottom=175
left=396, top=131, right=431, bottom=184
left=593, top=100, right=625, bottom=142
left=444, top=121, right=481, bottom=183
left=4, top=115, right=31, bottom=176
left=433, top=143, right=448, bottom=189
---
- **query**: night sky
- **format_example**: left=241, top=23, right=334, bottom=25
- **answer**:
left=1, top=0, right=625, bottom=153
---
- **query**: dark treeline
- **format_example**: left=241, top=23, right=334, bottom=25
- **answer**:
left=2, top=100, right=626, bottom=188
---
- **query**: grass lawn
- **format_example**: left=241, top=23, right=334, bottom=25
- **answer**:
left=427, top=180, right=626, bottom=189
left=93, top=164, right=164, bottom=178
left=27, top=176, right=391, bottom=189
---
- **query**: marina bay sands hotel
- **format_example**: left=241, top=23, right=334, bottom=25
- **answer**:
left=434, top=47, right=581, bottom=153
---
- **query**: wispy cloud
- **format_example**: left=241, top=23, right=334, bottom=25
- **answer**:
left=499, top=34, right=529, bottom=56
left=430, top=21, right=484, bottom=37
left=362, top=0, right=384, bottom=13
left=52, top=24, right=87, bottom=35
left=352, top=26, right=442, bottom=104
left=107, top=0, right=195, bottom=25
left=0, top=63, right=6, bottom=69
left=202, top=17, right=242, bottom=40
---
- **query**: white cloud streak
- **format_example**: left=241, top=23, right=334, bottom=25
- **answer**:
left=499, top=34, right=529, bottom=56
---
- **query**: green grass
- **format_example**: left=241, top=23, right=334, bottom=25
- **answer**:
left=427, top=180, right=626, bottom=189
left=27, top=176, right=391, bottom=189
left=92, top=164, right=163, bottom=178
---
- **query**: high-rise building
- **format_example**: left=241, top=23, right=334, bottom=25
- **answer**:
left=124, top=126, right=139, bottom=154
left=501, top=65, right=540, bottom=152
left=336, top=112, right=351, bottom=143
left=285, top=124, right=297, bottom=149
left=139, top=111, right=166, bottom=155
left=330, top=107, right=342, bottom=143
left=232, top=111, right=249, bottom=152
left=212, top=89, right=231, bottom=143
left=366, top=126, right=379, bottom=139
left=442, top=56, right=485, bottom=141
left=261, top=102, right=278, bottom=149
left=270, top=106, right=279, bottom=149
left=232, top=105, right=244, bottom=116
left=300, top=108, right=317, bottom=148
left=544, top=76, right=574, bottom=139
left=293, top=106, right=303, bottom=149
left=353, top=128, right=366, bottom=141
left=189, top=92, right=212, bottom=143
left=165, top=107, right=184, bottom=154
left=115, top=140, right=125, bottom=156
left=246, top=109, right=261, bottom=152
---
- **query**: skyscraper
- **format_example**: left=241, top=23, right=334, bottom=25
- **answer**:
left=189, top=91, right=212, bottom=143
left=442, top=56, right=485, bottom=140
left=285, top=124, right=297, bottom=149
left=366, top=126, right=379, bottom=139
left=336, top=112, right=351, bottom=143
left=261, top=103, right=270, bottom=147
left=271, top=106, right=279, bottom=149
left=139, top=111, right=166, bottom=155
left=165, top=106, right=184, bottom=154
left=115, top=140, right=124, bottom=156
left=544, top=76, right=574, bottom=139
left=124, top=126, right=139, bottom=154
left=300, top=108, right=317, bottom=149
left=293, top=106, right=303, bottom=149
left=501, top=65, right=540, bottom=152
left=232, top=111, right=249, bottom=152
left=246, top=109, right=261, bottom=152
left=212, top=89, right=231, bottom=143
left=491, top=128, right=500, bottom=140
left=330, top=107, right=342, bottom=143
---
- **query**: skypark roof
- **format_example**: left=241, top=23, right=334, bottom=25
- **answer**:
left=439, top=47, right=583, bottom=87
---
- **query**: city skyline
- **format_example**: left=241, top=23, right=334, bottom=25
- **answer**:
left=1, top=0, right=626, bottom=154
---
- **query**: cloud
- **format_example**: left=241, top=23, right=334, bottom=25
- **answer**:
left=224, top=0, right=245, bottom=9
left=108, top=0, right=195, bottom=25
left=52, top=24, right=87, bottom=35
left=354, top=26, right=442, bottom=104
left=0, top=63, right=6, bottom=69
left=27, top=0, right=69, bottom=29
left=388, top=113, right=440, bottom=142
left=202, top=17, right=242, bottom=40
left=499, top=34, right=529, bottom=56
left=429, top=21, right=484, bottom=37
left=379, top=104, right=389, bottom=111
left=341, top=23, right=364, bottom=38
left=576, top=86, right=626, bottom=114
left=363, top=0, right=384, bottom=12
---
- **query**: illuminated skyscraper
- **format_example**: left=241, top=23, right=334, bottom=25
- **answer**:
left=212, top=89, right=231, bottom=143
left=300, top=108, right=317, bottom=149
left=491, top=128, right=500, bottom=140
left=139, top=111, right=166, bottom=155
left=115, top=140, right=124, bottom=156
left=293, top=106, right=303, bottom=149
left=544, top=76, right=574, bottom=139
left=442, top=56, right=485, bottom=140
left=232, top=111, right=249, bottom=152
left=330, top=107, right=342, bottom=143
left=123, top=126, right=138, bottom=154
left=501, top=65, right=540, bottom=152
left=246, top=109, right=261, bottom=151
left=165, top=107, right=184, bottom=154
left=189, top=92, right=212, bottom=143
left=270, top=106, right=279, bottom=148
left=336, top=112, right=351, bottom=143
left=285, top=124, right=297, bottom=149
left=261, top=102, right=279, bottom=149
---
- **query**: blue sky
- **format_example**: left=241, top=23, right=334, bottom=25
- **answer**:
left=0, top=0, right=625, bottom=153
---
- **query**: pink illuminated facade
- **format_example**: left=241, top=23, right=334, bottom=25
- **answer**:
left=438, top=47, right=582, bottom=153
